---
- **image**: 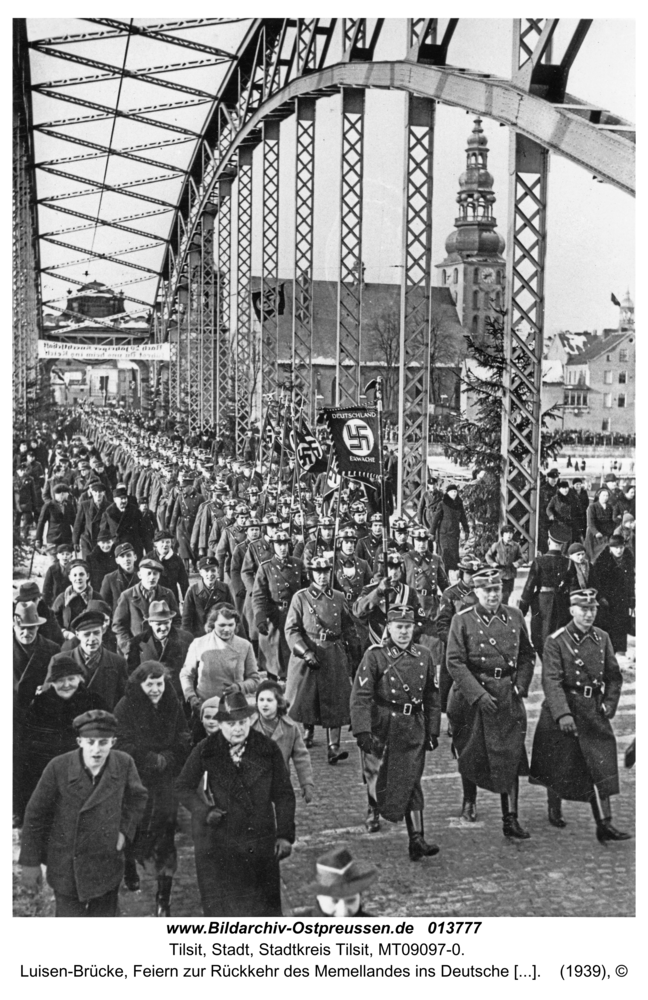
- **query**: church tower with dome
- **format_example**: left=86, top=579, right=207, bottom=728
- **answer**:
left=436, top=117, right=506, bottom=341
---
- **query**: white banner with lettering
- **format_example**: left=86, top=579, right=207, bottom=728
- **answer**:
left=37, top=341, right=170, bottom=361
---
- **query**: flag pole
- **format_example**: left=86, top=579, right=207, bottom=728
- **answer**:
left=366, top=376, right=389, bottom=623
left=276, top=375, right=291, bottom=513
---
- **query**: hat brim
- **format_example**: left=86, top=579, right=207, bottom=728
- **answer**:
left=308, top=867, right=377, bottom=897
left=16, top=615, right=48, bottom=627
left=215, top=705, right=257, bottom=722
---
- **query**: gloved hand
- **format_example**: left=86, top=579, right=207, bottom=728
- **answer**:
left=304, top=651, right=319, bottom=670
left=257, top=621, right=269, bottom=636
left=479, top=691, right=498, bottom=715
left=356, top=731, right=376, bottom=755
left=275, top=838, right=292, bottom=860
left=376, top=577, right=390, bottom=594
left=205, top=807, right=227, bottom=827
left=426, top=735, right=439, bottom=752
left=558, top=714, right=578, bottom=736
left=21, top=866, right=41, bottom=890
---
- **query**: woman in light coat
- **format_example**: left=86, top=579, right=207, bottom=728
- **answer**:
left=251, top=680, right=314, bottom=803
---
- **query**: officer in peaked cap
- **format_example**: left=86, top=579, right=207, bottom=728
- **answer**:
left=351, top=605, right=441, bottom=851
left=284, top=556, right=356, bottom=763
left=519, top=524, right=571, bottom=659
left=446, top=568, right=535, bottom=838
left=529, top=589, right=630, bottom=843
left=251, top=530, right=307, bottom=681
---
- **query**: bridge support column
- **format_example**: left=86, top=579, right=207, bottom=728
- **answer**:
left=200, top=208, right=217, bottom=430
left=397, top=95, right=435, bottom=518
left=186, top=245, right=202, bottom=435
left=336, top=87, right=365, bottom=406
left=216, top=177, right=233, bottom=436
left=234, top=148, right=253, bottom=458
left=260, top=120, right=281, bottom=405
left=292, top=96, right=316, bottom=419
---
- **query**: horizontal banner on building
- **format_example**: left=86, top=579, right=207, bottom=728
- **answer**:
left=37, top=341, right=170, bottom=361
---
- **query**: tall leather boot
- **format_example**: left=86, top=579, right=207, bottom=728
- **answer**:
left=365, top=793, right=381, bottom=833
left=590, top=788, right=631, bottom=843
left=327, top=727, right=349, bottom=764
left=501, top=779, right=530, bottom=839
left=156, top=876, right=173, bottom=917
left=124, top=856, right=140, bottom=892
left=547, top=788, right=566, bottom=828
left=460, top=777, right=478, bottom=822
left=405, top=810, right=439, bottom=861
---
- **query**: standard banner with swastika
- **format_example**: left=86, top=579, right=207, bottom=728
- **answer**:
left=321, top=406, right=381, bottom=480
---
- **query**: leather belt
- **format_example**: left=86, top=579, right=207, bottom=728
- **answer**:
left=272, top=599, right=289, bottom=611
left=477, top=668, right=514, bottom=681
left=375, top=696, right=423, bottom=716
left=564, top=682, right=603, bottom=699
left=539, top=586, right=557, bottom=593
left=305, top=630, right=341, bottom=642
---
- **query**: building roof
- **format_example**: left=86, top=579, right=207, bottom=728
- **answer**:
left=542, top=359, right=564, bottom=383
left=564, top=331, right=632, bottom=365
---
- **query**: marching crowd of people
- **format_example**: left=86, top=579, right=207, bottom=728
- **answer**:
left=13, top=406, right=634, bottom=919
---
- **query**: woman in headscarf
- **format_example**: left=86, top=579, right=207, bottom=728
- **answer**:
left=113, top=661, right=189, bottom=916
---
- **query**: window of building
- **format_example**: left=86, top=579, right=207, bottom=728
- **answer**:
left=472, top=315, right=479, bottom=335
left=473, top=268, right=479, bottom=285
left=618, top=393, right=626, bottom=408
left=619, top=349, right=628, bottom=362
left=496, top=270, right=501, bottom=283
left=606, top=353, right=612, bottom=362
left=603, top=393, right=612, bottom=408
left=453, top=269, right=458, bottom=284
left=442, top=270, right=447, bottom=285
left=564, top=391, right=589, bottom=408
left=604, top=370, right=613, bottom=384
left=472, top=290, right=479, bottom=309
left=602, top=419, right=611, bottom=432
left=618, top=371, right=627, bottom=384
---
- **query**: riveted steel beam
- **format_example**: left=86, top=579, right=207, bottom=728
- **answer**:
left=200, top=210, right=217, bottom=429
left=292, top=96, right=316, bottom=418
left=335, top=87, right=365, bottom=406
left=397, top=94, right=435, bottom=519
left=216, top=177, right=233, bottom=432
left=260, top=119, right=281, bottom=404
left=35, top=88, right=201, bottom=137
left=235, top=148, right=253, bottom=458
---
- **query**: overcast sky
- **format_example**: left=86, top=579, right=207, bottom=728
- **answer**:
left=28, top=17, right=634, bottom=337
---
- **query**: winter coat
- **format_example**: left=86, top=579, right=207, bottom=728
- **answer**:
left=146, top=550, right=190, bottom=601
left=180, top=632, right=259, bottom=703
left=99, top=567, right=139, bottom=612
left=52, top=585, right=98, bottom=634
left=13, top=633, right=61, bottom=719
left=42, top=562, right=70, bottom=607
left=112, top=583, right=179, bottom=657
left=101, top=502, right=145, bottom=558
left=47, top=645, right=128, bottom=711
left=181, top=579, right=232, bottom=637
left=86, top=545, right=117, bottom=593
left=127, top=626, right=194, bottom=703
left=251, top=715, right=314, bottom=791
left=19, top=749, right=148, bottom=902
left=72, top=496, right=110, bottom=557
left=585, top=501, right=616, bottom=562
left=591, top=547, right=635, bottom=653
left=176, top=729, right=296, bottom=916
left=35, top=499, right=76, bottom=547
left=429, top=494, right=469, bottom=571
left=530, top=622, right=622, bottom=800
left=114, top=682, right=190, bottom=872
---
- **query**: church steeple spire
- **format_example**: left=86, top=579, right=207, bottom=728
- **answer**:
left=444, top=118, right=505, bottom=259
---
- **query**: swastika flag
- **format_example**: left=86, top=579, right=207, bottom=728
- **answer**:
left=321, top=407, right=381, bottom=480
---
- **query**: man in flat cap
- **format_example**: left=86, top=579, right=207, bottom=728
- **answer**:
left=351, top=605, right=441, bottom=851
left=182, top=556, right=232, bottom=638
left=101, top=483, right=145, bottom=560
left=529, top=589, right=630, bottom=842
left=112, top=557, right=179, bottom=658
left=446, top=568, right=535, bottom=838
left=19, top=710, right=148, bottom=917
left=73, top=478, right=109, bottom=560
left=519, top=525, right=571, bottom=660
left=100, top=542, right=139, bottom=612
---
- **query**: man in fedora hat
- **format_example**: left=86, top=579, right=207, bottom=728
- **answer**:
left=177, top=691, right=295, bottom=916
left=19, top=710, right=148, bottom=917
left=519, top=525, right=571, bottom=659
left=351, top=605, right=441, bottom=852
left=530, top=589, right=630, bottom=842
left=48, top=607, right=128, bottom=710
left=112, top=557, right=179, bottom=658
left=14, top=580, right=63, bottom=646
left=446, top=568, right=535, bottom=839
left=13, top=602, right=62, bottom=826
left=291, top=845, right=378, bottom=917
left=128, top=600, right=193, bottom=705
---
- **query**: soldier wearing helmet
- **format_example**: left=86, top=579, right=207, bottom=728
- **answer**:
left=252, top=530, right=307, bottom=680
left=353, top=551, right=422, bottom=647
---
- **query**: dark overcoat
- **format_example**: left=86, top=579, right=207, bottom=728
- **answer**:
left=252, top=556, right=307, bottom=679
left=112, top=582, right=179, bottom=656
left=176, top=729, right=296, bottom=916
left=446, top=603, right=535, bottom=793
left=101, top=502, right=144, bottom=558
left=99, top=567, right=139, bottom=612
left=48, top=645, right=128, bottom=711
left=19, top=749, right=148, bottom=902
left=530, top=623, right=622, bottom=800
left=284, top=585, right=354, bottom=727
left=591, top=547, right=635, bottom=653
left=114, top=683, right=189, bottom=873
left=181, top=579, right=232, bottom=637
left=350, top=639, right=441, bottom=821
left=429, top=495, right=469, bottom=571
left=126, top=626, right=194, bottom=703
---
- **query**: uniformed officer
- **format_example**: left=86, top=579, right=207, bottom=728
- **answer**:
left=402, top=527, right=449, bottom=628
left=350, top=606, right=441, bottom=854
left=371, top=518, right=411, bottom=574
left=355, top=513, right=383, bottom=565
left=240, top=514, right=277, bottom=651
left=354, top=552, right=421, bottom=646
left=519, top=525, right=571, bottom=659
left=229, top=516, right=260, bottom=616
left=334, top=528, right=373, bottom=602
left=169, top=474, right=203, bottom=572
left=529, top=588, right=630, bottom=842
left=446, top=568, right=535, bottom=838
left=284, top=556, right=355, bottom=764
left=302, top=516, right=336, bottom=570
left=252, top=530, right=307, bottom=681
left=215, top=502, right=249, bottom=583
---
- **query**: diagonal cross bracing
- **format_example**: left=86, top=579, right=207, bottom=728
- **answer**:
left=35, top=88, right=201, bottom=137
left=292, top=96, right=316, bottom=419
left=260, top=119, right=280, bottom=402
